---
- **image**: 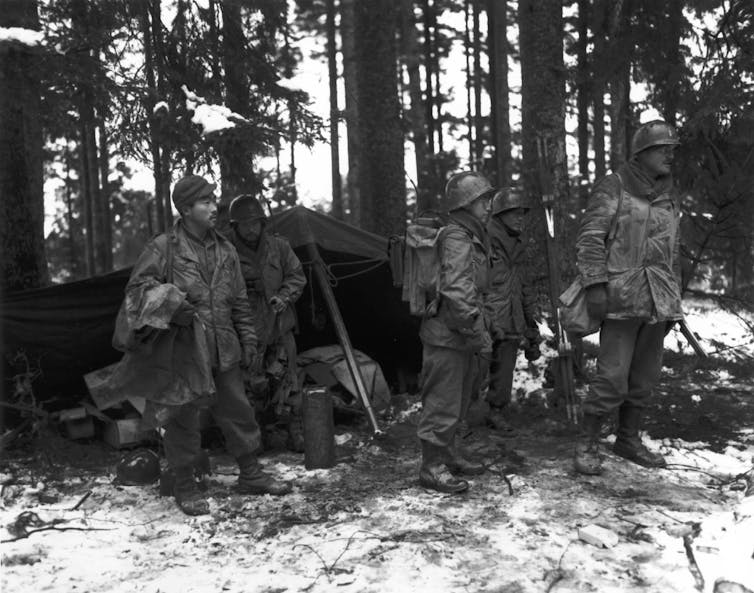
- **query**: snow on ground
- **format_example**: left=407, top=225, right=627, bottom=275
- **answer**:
left=2, top=300, right=753, bottom=593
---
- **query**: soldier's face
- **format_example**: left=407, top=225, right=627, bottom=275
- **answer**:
left=469, top=195, right=492, bottom=223
left=498, top=207, right=527, bottom=234
left=183, top=196, right=218, bottom=230
left=636, top=144, right=675, bottom=178
left=236, top=219, right=263, bottom=243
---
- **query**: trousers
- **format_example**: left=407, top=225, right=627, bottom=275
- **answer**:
left=583, top=318, right=666, bottom=416
left=417, top=343, right=479, bottom=448
left=486, top=338, right=519, bottom=408
left=163, top=365, right=262, bottom=467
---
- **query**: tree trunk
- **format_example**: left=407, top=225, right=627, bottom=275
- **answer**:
left=221, top=0, right=256, bottom=201
left=519, top=0, right=571, bottom=301
left=422, top=0, right=435, bottom=154
left=488, top=0, right=511, bottom=187
left=340, top=0, right=361, bottom=224
left=78, top=118, right=96, bottom=277
left=472, top=0, right=484, bottom=166
left=0, top=0, right=48, bottom=291
left=153, top=0, right=172, bottom=226
left=400, top=0, right=434, bottom=212
left=661, top=0, right=684, bottom=125
left=592, top=0, right=607, bottom=179
left=326, top=0, right=343, bottom=219
left=607, top=0, right=630, bottom=170
left=98, top=119, right=113, bottom=271
left=576, top=0, right=590, bottom=203
left=354, top=0, right=407, bottom=236
left=141, top=0, right=165, bottom=230
left=464, top=0, right=474, bottom=166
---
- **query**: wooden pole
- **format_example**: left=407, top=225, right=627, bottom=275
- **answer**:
left=305, top=242, right=383, bottom=435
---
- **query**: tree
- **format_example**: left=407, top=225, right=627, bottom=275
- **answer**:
left=519, top=0, right=571, bottom=299
left=0, top=0, right=49, bottom=292
left=488, top=0, right=512, bottom=187
left=354, top=0, right=407, bottom=236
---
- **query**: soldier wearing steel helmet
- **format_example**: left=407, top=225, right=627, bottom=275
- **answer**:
left=227, top=194, right=307, bottom=452
left=573, top=120, right=684, bottom=476
left=417, top=171, right=494, bottom=494
left=484, top=188, right=541, bottom=429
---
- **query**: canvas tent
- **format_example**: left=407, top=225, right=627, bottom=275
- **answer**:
left=1, top=206, right=420, bottom=407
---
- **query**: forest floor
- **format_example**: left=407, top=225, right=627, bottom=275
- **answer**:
left=1, top=300, right=754, bottom=593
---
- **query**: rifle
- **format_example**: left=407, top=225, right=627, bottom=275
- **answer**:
left=536, top=135, right=578, bottom=424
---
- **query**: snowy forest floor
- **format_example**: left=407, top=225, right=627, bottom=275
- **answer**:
left=2, top=301, right=754, bottom=593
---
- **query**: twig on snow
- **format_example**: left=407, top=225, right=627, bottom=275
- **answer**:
left=70, top=490, right=92, bottom=511
left=683, top=523, right=704, bottom=592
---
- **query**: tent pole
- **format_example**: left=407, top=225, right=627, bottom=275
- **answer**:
left=305, top=242, right=383, bottom=436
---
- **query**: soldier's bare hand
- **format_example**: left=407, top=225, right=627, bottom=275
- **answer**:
left=269, top=295, right=287, bottom=314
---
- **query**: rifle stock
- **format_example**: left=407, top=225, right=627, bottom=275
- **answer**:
left=677, top=319, right=707, bottom=358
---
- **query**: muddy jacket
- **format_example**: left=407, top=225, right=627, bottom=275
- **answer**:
left=485, top=217, right=537, bottom=340
left=125, top=221, right=257, bottom=371
left=576, top=161, right=683, bottom=322
left=231, top=230, right=306, bottom=346
left=420, top=212, right=491, bottom=351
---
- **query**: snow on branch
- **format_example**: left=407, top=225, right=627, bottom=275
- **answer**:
left=0, top=27, right=44, bottom=47
left=182, top=85, right=248, bottom=135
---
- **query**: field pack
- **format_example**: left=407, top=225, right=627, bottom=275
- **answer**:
left=397, top=213, right=447, bottom=317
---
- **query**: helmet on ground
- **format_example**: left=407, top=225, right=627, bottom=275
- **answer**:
left=229, top=194, right=266, bottom=223
left=630, top=120, right=680, bottom=157
left=445, top=171, right=495, bottom=211
left=491, top=188, right=531, bottom=216
left=116, top=449, right=160, bottom=485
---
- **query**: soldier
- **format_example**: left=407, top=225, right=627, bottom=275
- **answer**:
left=574, top=120, right=683, bottom=475
left=417, top=171, right=494, bottom=494
left=123, top=175, right=292, bottom=516
left=485, top=188, right=541, bottom=427
left=227, top=194, right=307, bottom=451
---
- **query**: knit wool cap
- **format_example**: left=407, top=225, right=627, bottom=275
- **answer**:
left=171, top=175, right=217, bottom=212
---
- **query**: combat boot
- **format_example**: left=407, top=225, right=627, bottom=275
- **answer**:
left=612, top=405, right=666, bottom=468
left=237, top=453, right=292, bottom=495
left=419, top=440, right=469, bottom=494
left=574, top=413, right=605, bottom=476
left=172, top=465, right=210, bottom=516
left=447, top=437, right=485, bottom=475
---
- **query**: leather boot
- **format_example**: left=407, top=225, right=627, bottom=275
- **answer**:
left=613, top=405, right=666, bottom=468
left=237, top=453, right=292, bottom=495
left=447, top=437, right=485, bottom=476
left=172, top=465, right=210, bottom=516
left=573, top=413, right=605, bottom=476
left=419, top=440, right=469, bottom=494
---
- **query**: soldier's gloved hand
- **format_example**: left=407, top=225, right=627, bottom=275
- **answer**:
left=269, top=295, right=287, bottom=314
left=171, top=302, right=196, bottom=327
left=242, top=344, right=258, bottom=370
left=585, top=283, right=608, bottom=320
left=524, top=343, right=542, bottom=362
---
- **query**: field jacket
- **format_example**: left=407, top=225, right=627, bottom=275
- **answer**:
left=125, top=220, right=257, bottom=371
left=231, top=230, right=306, bottom=345
left=576, top=161, right=683, bottom=322
left=485, top=217, right=537, bottom=340
left=420, top=213, right=491, bottom=351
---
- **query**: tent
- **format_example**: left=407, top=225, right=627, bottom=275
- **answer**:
left=1, top=207, right=421, bottom=407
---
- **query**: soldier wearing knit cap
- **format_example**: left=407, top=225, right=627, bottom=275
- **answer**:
left=120, top=174, right=293, bottom=516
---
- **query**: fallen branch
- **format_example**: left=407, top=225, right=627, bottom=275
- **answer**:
left=70, top=490, right=92, bottom=511
left=683, top=523, right=704, bottom=592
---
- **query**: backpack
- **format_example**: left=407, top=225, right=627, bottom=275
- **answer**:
left=395, top=213, right=448, bottom=317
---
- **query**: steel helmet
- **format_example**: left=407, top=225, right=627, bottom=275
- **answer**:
left=445, top=171, right=495, bottom=211
left=229, top=194, right=266, bottom=223
left=115, top=449, right=160, bottom=485
left=491, top=188, right=531, bottom=216
left=630, top=120, right=680, bottom=157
